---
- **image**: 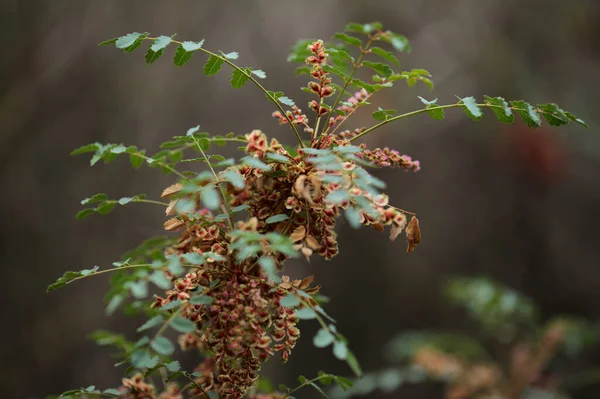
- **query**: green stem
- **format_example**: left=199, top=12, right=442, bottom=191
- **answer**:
left=179, top=372, right=211, bottom=397
left=282, top=374, right=333, bottom=399
left=132, top=199, right=170, bottom=207
left=134, top=152, right=187, bottom=179
left=63, top=262, right=205, bottom=287
left=349, top=103, right=552, bottom=142
left=153, top=307, right=182, bottom=338
left=191, top=137, right=235, bottom=229
left=66, top=263, right=154, bottom=285
left=144, top=37, right=305, bottom=147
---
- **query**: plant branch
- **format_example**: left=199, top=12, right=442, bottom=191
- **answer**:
left=144, top=37, right=305, bottom=147
left=282, top=374, right=333, bottom=399
left=349, top=103, right=559, bottom=142
left=191, top=136, right=235, bottom=229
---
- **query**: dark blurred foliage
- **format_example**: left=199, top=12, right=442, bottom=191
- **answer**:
left=1, top=1, right=600, bottom=398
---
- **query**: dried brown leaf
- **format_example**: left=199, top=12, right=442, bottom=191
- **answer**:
left=305, top=285, right=321, bottom=295
left=290, top=225, right=306, bottom=243
left=405, top=216, right=421, bottom=254
left=299, top=275, right=314, bottom=290
left=372, top=222, right=384, bottom=232
left=389, top=224, right=403, bottom=242
left=305, top=235, right=321, bottom=250
left=161, top=183, right=183, bottom=198
left=165, top=199, right=178, bottom=216
left=164, top=217, right=185, bottom=231
left=301, top=247, right=313, bottom=262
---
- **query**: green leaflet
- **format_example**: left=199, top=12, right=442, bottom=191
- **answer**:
left=484, top=95, right=514, bottom=123
left=510, top=100, right=541, bottom=127
left=418, top=97, right=445, bottom=120
left=203, top=55, right=224, bottom=76
left=372, top=108, right=397, bottom=121
left=115, top=32, right=148, bottom=52
left=362, top=61, right=394, bottom=78
left=231, top=68, right=250, bottom=88
left=173, top=40, right=205, bottom=67
left=333, top=32, right=362, bottom=47
left=370, top=47, right=400, bottom=66
left=458, top=96, right=483, bottom=121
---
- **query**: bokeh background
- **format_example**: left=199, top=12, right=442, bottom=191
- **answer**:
left=2, top=1, right=600, bottom=398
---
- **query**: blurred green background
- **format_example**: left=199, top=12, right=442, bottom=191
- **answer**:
left=2, top=1, right=600, bottom=398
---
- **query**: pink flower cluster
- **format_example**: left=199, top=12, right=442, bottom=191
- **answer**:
left=357, top=145, right=421, bottom=172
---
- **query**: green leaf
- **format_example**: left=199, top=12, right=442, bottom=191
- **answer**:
left=259, top=256, right=281, bottom=283
left=362, top=61, right=393, bottom=78
left=222, top=169, right=245, bottom=190
left=145, top=36, right=171, bottom=65
left=266, top=153, right=289, bottom=163
left=173, top=41, right=204, bottom=67
left=279, top=96, right=295, bottom=107
left=129, top=281, right=148, bottom=298
left=47, top=270, right=84, bottom=292
left=333, top=340, right=348, bottom=360
left=563, top=111, right=588, bottom=128
left=200, top=185, right=221, bottom=210
left=222, top=51, right=239, bottom=59
left=252, top=69, right=267, bottom=79
left=334, top=32, right=362, bottom=47
left=151, top=336, right=175, bottom=356
left=99, top=37, right=118, bottom=47
left=203, top=55, right=224, bottom=76
left=242, top=156, right=272, bottom=171
left=458, top=96, right=483, bottom=121
left=418, top=97, right=445, bottom=120
left=131, top=351, right=159, bottom=369
left=129, top=151, right=145, bottom=169
left=313, top=328, right=335, bottom=348
left=149, top=271, right=171, bottom=290
left=370, top=47, right=400, bottom=66
left=97, top=202, right=116, bottom=215
left=280, top=293, right=301, bottom=308
left=266, top=214, right=289, bottom=224
left=295, top=307, right=317, bottom=320
left=537, top=103, right=570, bottom=126
left=145, top=48, right=164, bottom=64
left=105, top=294, right=124, bottom=315
left=345, top=22, right=382, bottom=34
left=510, top=100, right=541, bottom=127
left=115, top=32, right=147, bottom=52
left=230, top=68, right=250, bottom=88
left=165, top=361, right=181, bottom=372
left=186, top=125, right=201, bottom=136
left=372, top=108, right=396, bottom=121
left=344, top=208, right=361, bottom=229
left=232, top=204, right=249, bottom=213
left=383, top=31, right=411, bottom=53
left=182, top=40, right=204, bottom=51
left=137, top=315, right=164, bottom=332
left=171, top=316, right=196, bottom=333
left=71, top=143, right=101, bottom=155
left=151, top=35, right=171, bottom=52
left=484, top=95, right=514, bottom=123
left=118, top=197, right=133, bottom=205
left=81, top=193, right=108, bottom=205
left=190, top=294, right=213, bottom=305
left=345, top=350, right=363, bottom=377
left=162, top=299, right=182, bottom=310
